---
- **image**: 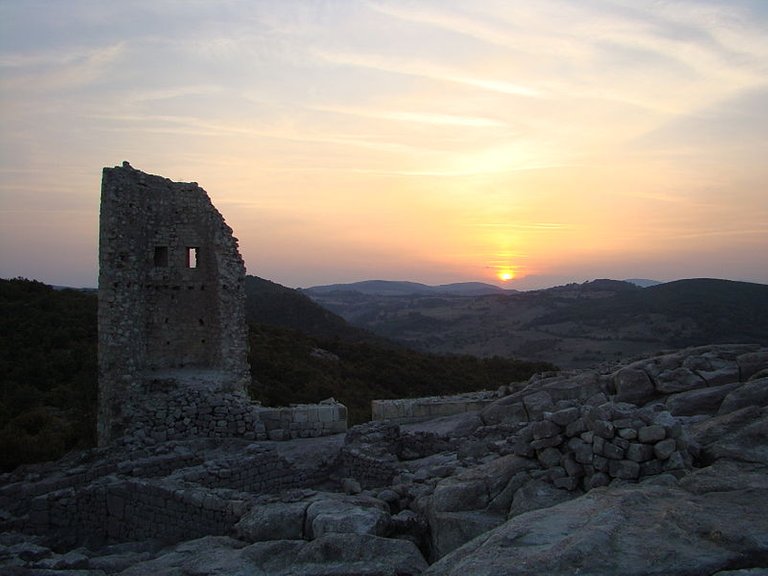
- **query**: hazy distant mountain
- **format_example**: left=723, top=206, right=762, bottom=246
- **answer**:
left=624, top=278, right=662, bottom=288
left=305, top=280, right=510, bottom=297
left=434, top=282, right=514, bottom=295
left=305, top=278, right=768, bottom=369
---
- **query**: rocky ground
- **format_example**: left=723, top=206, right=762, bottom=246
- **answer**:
left=2, top=344, right=768, bottom=575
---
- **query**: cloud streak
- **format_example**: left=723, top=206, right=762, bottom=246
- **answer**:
left=314, top=49, right=541, bottom=97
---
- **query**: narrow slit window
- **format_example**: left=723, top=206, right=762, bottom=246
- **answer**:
left=153, top=246, right=168, bottom=267
left=186, top=247, right=199, bottom=269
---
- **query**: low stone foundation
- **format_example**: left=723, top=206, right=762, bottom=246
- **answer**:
left=117, top=373, right=346, bottom=446
left=256, top=401, right=348, bottom=441
left=372, top=391, right=499, bottom=424
left=4, top=442, right=325, bottom=547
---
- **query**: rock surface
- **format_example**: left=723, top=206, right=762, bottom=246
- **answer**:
left=2, top=344, right=768, bottom=575
left=425, top=484, right=768, bottom=576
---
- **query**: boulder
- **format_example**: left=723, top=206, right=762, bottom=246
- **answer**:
left=692, top=405, right=761, bottom=447
left=522, top=391, right=555, bottom=420
left=738, top=350, right=768, bottom=381
left=305, top=497, right=391, bottom=539
left=614, top=368, right=656, bottom=405
left=507, top=479, right=575, bottom=518
left=718, top=378, right=768, bottom=415
left=680, top=460, right=768, bottom=494
left=247, top=534, right=429, bottom=575
left=429, top=476, right=488, bottom=513
left=426, top=509, right=505, bottom=561
left=698, top=408, right=768, bottom=465
left=429, top=455, right=536, bottom=513
left=666, top=382, right=741, bottom=416
left=480, top=397, right=527, bottom=426
left=425, top=485, right=768, bottom=576
left=119, top=533, right=428, bottom=576
left=235, top=501, right=309, bottom=542
left=118, top=535, right=251, bottom=576
left=654, top=367, right=707, bottom=394
left=425, top=455, right=539, bottom=559
left=696, top=366, right=740, bottom=387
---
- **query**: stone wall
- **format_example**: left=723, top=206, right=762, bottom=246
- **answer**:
left=98, top=162, right=250, bottom=445
left=372, top=391, right=499, bottom=424
left=340, top=422, right=401, bottom=489
left=120, top=376, right=347, bottom=447
left=257, top=401, right=348, bottom=440
left=6, top=443, right=319, bottom=547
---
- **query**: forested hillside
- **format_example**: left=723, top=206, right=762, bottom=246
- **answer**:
left=248, top=324, right=553, bottom=424
left=0, top=278, right=97, bottom=470
left=0, top=277, right=552, bottom=471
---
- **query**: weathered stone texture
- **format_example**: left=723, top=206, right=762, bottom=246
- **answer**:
left=372, top=391, right=499, bottom=424
left=98, top=162, right=250, bottom=445
left=97, top=163, right=347, bottom=446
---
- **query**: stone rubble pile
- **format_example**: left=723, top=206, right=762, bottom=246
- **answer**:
left=515, top=401, right=690, bottom=491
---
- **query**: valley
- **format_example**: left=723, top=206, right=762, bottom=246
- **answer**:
left=305, top=278, right=768, bottom=368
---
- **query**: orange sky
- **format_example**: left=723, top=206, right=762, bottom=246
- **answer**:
left=1, top=1, right=767, bottom=289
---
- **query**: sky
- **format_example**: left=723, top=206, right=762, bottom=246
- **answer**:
left=1, top=0, right=767, bottom=290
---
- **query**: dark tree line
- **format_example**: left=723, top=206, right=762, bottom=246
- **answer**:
left=0, top=278, right=97, bottom=471
left=0, top=278, right=554, bottom=471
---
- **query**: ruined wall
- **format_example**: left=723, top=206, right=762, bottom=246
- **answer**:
left=98, top=162, right=250, bottom=445
left=14, top=446, right=308, bottom=546
left=98, top=163, right=347, bottom=446
left=372, top=391, right=500, bottom=425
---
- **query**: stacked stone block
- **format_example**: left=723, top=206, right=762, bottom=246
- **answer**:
left=258, top=401, right=348, bottom=440
left=372, top=391, right=499, bottom=424
left=10, top=443, right=319, bottom=546
left=514, top=400, right=689, bottom=491
left=340, top=422, right=401, bottom=489
left=397, top=431, right=452, bottom=460
left=179, top=446, right=303, bottom=492
left=117, top=383, right=346, bottom=447
left=125, top=385, right=267, bottom=445
left=99, top=163, right=251, bottom=445
left=30, top=479, right=249, bottom=545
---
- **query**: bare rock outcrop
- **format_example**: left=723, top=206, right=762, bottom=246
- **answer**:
left=425, top=484, right=768, bottom=576
left=2, top=344, right=768, bottom=575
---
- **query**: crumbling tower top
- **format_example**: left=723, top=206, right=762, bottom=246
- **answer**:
left=97, top=162, right=250, bottom=445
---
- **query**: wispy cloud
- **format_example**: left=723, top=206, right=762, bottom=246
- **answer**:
left=312, top=105, right=506, bottom=128
left=0, top=42, right=124, bottom=91
left=89, top=112, right=433, bottom=156
left=368, top=2, right=513, bottom=48
left=314, top=49, right=541, bottom=97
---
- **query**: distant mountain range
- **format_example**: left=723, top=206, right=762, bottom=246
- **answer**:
left=304, top=280, right=513, bottom=297
left=305, top=278, right=663, bottom=296
left=304, top=278, right=768, bottom=368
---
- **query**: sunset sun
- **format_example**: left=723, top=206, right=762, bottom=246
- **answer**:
left=498, top=270, right=515, bottom=282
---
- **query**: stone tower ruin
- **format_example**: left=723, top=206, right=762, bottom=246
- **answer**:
left=98, top=162, right=250, bottom=446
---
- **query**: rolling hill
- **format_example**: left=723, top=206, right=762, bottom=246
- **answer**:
left=305, top=280, right=511, bottom=297
left=305, top=278, right=768, bottom=368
